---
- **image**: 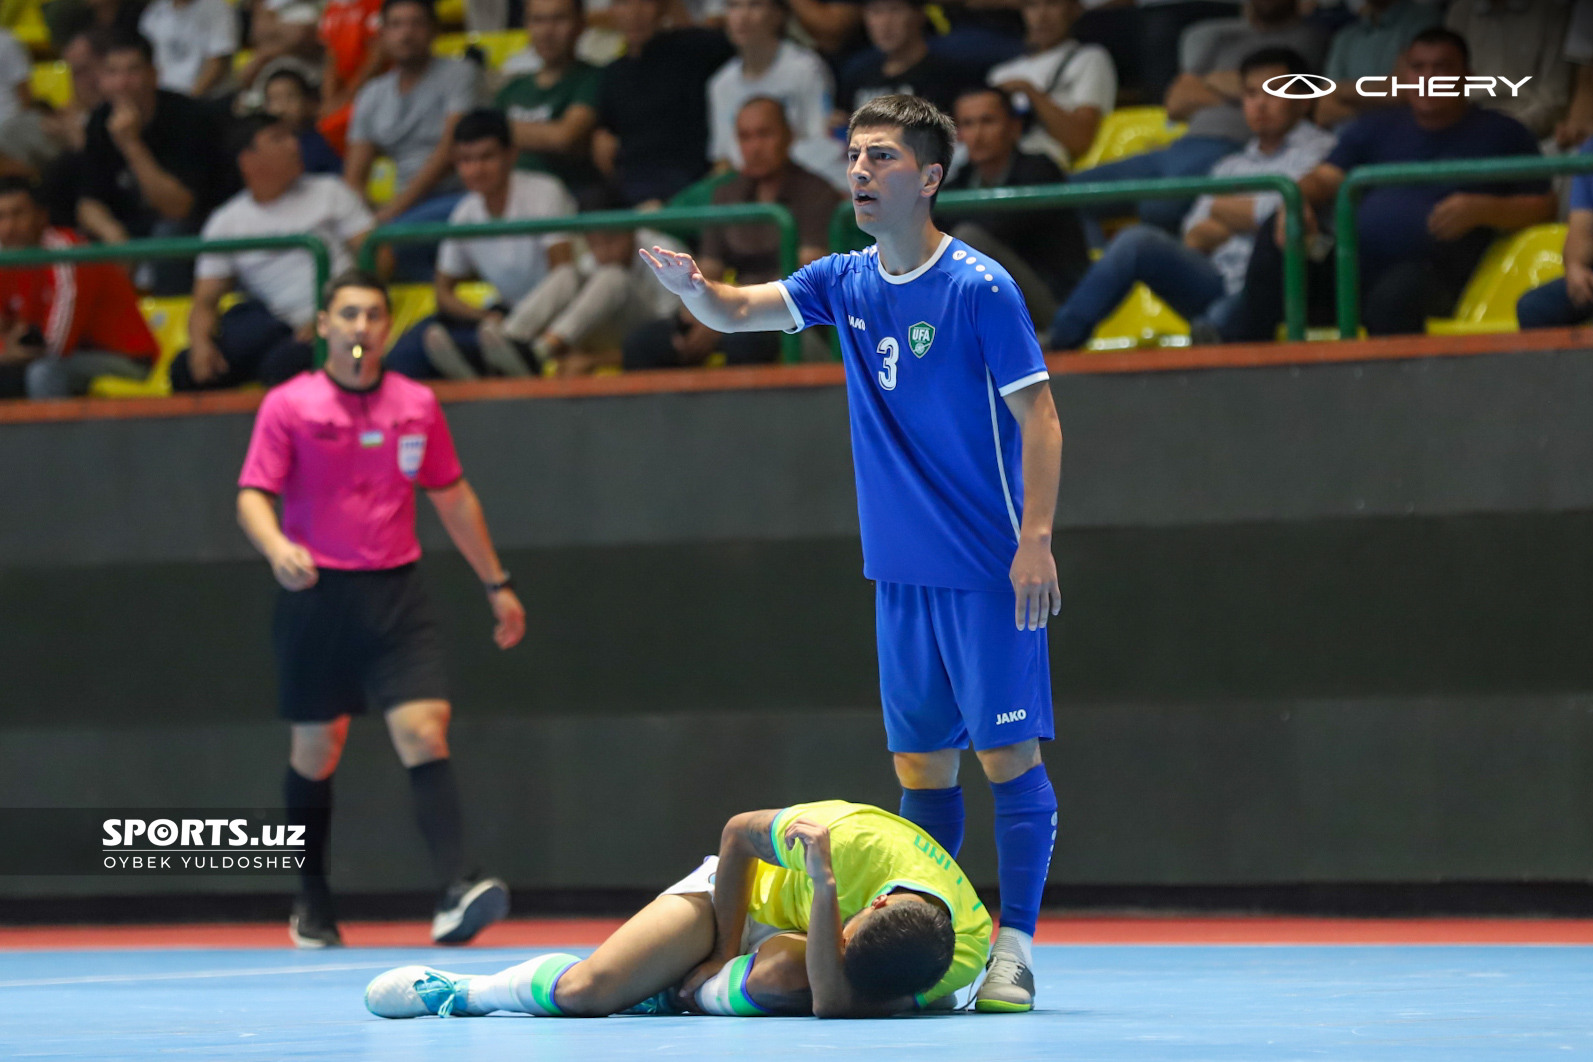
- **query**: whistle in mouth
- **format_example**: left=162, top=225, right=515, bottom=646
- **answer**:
left=352, top=343, right=365, bottom=364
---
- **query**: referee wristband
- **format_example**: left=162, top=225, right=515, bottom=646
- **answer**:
left=485, top=572, right=514, bottom=594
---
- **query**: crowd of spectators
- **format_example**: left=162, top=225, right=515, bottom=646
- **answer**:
left=0, top=0, right=1590, bottom=400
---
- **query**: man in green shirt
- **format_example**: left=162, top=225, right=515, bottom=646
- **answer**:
left=494, top=0, right=603, bottom=198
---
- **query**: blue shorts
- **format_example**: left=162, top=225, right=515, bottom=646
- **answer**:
left=875, top=581, right=1054, bottom=753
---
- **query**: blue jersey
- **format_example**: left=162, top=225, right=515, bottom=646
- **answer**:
left=778, top=234, right=1049, bottom=592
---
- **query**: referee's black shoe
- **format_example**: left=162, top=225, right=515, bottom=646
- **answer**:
left=431, top=876, right=511, bottom=945
left=289, top=892, right=344, bottom=949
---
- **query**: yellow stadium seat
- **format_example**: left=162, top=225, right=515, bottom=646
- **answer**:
left=30, top=60, right=71, bottom=108
left=90, top=296, right=191, bottom=398
left=386, top=284, right=438, bottom=349
left=367, top=157, right=398, bottom=206
left=435, top=0, right=465, bottom=26
left=1426, top=223, right=1568, bottom=335
left=433, top=30, right=527, bottom=68
left=233, top=49, right=252, bottom=73
left=1073, top=107, right=1187, bottom=172
left=1083, top=282, right=1190, bottom=350
left=9, top=0, right=48, bottom=51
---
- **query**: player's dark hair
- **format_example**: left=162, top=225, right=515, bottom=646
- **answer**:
left=0, top=175, right=43, bottom=204
left=848, top=94, right=957, bottom=188
left=1239, top=46, right=1312, bottom=80
left=382, top=0, right=437, bottom=23
left=454, top=107, right=512, bottom=148
left=323, top=268, right=391, bottom=311
left=95, top=28, right=155, bottom=65
left=842, top=900, right=955, bottom=1005
left=264, top=66, right=319, bottom=101
left=1407, top=26, right=1469, bottom=68
left=228, top=112, right=289, bottom=160
left=953, top=84, right=1017, bottom=119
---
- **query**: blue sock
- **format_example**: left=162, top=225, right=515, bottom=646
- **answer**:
left=899, top=785, right=965, bottom=858
left=990, top=764, right=1057, bottom=937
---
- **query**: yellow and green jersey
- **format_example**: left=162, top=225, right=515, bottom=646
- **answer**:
left=746, top=800, right=992, bottom=1005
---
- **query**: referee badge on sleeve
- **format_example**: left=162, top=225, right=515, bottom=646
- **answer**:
left=397, top=434, right=427, bottom=478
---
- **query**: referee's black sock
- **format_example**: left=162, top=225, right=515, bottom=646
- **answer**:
left=283, top=767, right=333, bottom=903
left=408, top=758, right=468, bottom=889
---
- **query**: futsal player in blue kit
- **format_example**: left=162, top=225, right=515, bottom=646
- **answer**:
left=641, top=94, right=1063, bottom=1012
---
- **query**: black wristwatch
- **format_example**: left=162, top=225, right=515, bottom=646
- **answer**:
left=485, top=572, right=514, bottom=594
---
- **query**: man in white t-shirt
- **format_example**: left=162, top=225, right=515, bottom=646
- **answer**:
left=987, top=0, right=1114, bottom=168
left=171, top=114, right=376, bottom=390
left=0, top=28, right=30, bottom=128
left=707, top=0, right=846, bottom=191
left=138, top=0, right=240, bottom=96
left=386, top=108, right=577, bottom=380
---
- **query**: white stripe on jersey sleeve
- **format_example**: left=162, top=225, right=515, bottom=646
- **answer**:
left=775, top=280, right=805, bottom=334
left=997, top=369, right=1051, bottom=397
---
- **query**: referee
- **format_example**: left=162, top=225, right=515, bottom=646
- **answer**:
left=237, top=270, right=526, bottom=948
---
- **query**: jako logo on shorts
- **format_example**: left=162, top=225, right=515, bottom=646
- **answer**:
left=1263, top=73, right=1532, bottom=100
left=996, top=710, right=1027, bottom=725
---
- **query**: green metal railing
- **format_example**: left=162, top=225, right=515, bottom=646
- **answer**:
left=361, top=203, right=803, bottom=364
left=829, top=175, right=1310, bottom=341
left=0, top=234, right=335, bottom=361
left=1334, top=154, right=1593, bottom=339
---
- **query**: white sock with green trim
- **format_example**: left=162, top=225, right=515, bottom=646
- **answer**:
left=465, top=953, right=581, bottom=1016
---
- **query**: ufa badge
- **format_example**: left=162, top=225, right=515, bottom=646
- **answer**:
left=909, top=322, right=935, bottom=357
left=397, top=434, right=427, bottom=478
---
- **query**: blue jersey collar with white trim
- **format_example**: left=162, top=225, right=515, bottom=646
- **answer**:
left=876, top=233, right=953, bottom=286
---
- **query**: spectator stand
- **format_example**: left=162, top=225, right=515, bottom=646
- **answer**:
left=827, top=175, right=1311, bottom=348
left=0, top=235, right=334, bottom=396
left=358, top=202, right=804, bottom=363
left=1335, top=155, right=1593, bottom=341
left=1426, top=225, right=1568, bottom=337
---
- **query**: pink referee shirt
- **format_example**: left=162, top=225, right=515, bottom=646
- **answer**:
left=238, top=370, right=464, bottom=571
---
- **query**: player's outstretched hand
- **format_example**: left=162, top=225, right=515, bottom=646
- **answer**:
left=490, top=587, right=525, bottom=649
left=1011, top=536, right=1061, bottom=631
left=270, top=541, right=318, bottom=592
left=639, top=246, right=708, bottom=297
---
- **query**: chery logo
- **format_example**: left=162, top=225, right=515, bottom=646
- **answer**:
left=1263, top=74, right=1532, bottom=99
left=1263, top=74, right=1336, bottom=99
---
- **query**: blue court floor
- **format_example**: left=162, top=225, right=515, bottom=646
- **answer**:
left=4, top=944, right=1591, bottom=1060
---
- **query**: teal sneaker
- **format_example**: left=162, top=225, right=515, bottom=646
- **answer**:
left=364, top=965, right=478, bottom=1019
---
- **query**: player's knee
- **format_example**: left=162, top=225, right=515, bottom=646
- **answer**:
left=976, top=740, right=1042, bottom=784
left=894, top=751, right=959, bottom=789
left=289, top=731, right=345, bottom=780
left=551, top=964, right=619, bottom=1017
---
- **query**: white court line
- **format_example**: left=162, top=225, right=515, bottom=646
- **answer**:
left=0, top=959, right=512, bottom=989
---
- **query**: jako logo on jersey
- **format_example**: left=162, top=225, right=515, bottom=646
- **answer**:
left=996, top=710, right=1027, bottom=725
left=1264, top=72, right=1531, bottom=100
left=849, top=315, right=867, bottom=330
left=909, top=321, right=936, bottom=357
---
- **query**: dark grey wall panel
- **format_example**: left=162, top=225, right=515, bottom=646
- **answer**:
left=7, top=347, right=1593, bottom=568
left=5, top=695, right=1591, bottom=899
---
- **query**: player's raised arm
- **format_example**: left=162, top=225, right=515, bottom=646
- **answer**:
left=639, top=246, right=799, bottom=334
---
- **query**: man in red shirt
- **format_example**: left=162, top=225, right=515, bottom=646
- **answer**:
left=0, top=176, right=158, bottom=399
left=237, top=268, right=527, bottom=948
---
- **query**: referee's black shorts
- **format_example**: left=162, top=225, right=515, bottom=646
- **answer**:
left=272, top=563, right=449, bottom=722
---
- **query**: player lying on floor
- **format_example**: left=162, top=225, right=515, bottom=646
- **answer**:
left=365, top=800, right=992, bottom=1018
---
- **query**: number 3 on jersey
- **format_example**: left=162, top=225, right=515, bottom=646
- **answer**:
left=877, top=337, right=899, bottom=391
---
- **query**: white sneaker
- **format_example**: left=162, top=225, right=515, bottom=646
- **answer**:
left=364, top=965, right=477, bottom=1018
left=974, top=952, right=1035, bottom=1013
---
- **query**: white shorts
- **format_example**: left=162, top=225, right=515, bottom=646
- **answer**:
left=661, top=855, right=784, bottom=954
